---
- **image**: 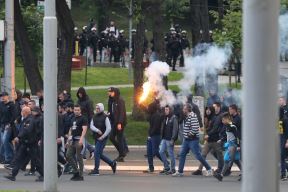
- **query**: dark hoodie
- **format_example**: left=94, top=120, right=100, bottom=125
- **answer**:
left=76, top=87, right=94, bottom=123
left=111, top=88, right=127, bottom=128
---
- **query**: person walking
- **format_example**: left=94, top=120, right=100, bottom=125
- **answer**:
left=108, top=88, right=128, bottom=162
left=88, top=103, right=117, bottom=176
left=159, top=105, right=178, bottom=175
left=66, top=105, right=88, bottom=181
left=213, top=112, right=242, bottom=182
left=173, top=103, right=213, bottom=177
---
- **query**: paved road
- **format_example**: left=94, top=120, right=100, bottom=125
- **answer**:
left=0, top=171, right=287, bottom=192
left=0, top=147, right=288, bottom=192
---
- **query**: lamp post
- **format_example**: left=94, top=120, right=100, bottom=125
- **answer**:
left=243, top=0, right=279, bottom=192
left=4, top=0, right=15, bottom=99
left=43, top=0, right=58, bottom=191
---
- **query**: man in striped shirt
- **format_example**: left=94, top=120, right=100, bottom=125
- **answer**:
left=173, top=103, right=213, bottom=177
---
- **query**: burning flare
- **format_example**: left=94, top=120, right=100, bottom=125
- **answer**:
left=139, top=82, right=151, bottom=104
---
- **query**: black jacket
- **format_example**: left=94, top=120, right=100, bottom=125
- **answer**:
left=77, top=87, right=94, bottom=122
left=206, top=112, right=222, bottom=142
left=111, top=88, right=127, bottom=128
left=0, top=101, right=16, bottom=127
left=18, top=114, right=43, bottom=145
left=161, top=114, right=178, bottom=141
left=146, top=101, right=162, bottom=137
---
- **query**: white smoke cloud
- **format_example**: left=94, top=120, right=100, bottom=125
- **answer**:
left=279, top=13, right=288, bottom=59
left=145, top=44, right=233, bottom=107
left=144, top=61, right=177, bottom=107
left=178, top=44, right=232, bottom=96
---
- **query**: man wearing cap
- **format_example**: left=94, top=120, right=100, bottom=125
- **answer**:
left=88, top=27, right=99, bottom=64
left=0, top=92, right=16, bottom=165
left=79, top=26, right=88, bottom=56
left=179, top=30, right=190, bottom=67
left=167, top=31, right=182, bottom=71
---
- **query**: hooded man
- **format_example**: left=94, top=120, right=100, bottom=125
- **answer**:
left=88, top=103, right=117, bottom=176
left=108, top=87, right=128, bottom=162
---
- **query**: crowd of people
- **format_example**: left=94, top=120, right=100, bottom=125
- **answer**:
left=0, top=87, right=129, bottom=181
left=73, top=20, right=192, bottom=70
left=0, top=86, right=287, bottom=182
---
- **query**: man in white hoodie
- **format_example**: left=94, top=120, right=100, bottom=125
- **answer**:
left=88, top=103, right=117, bottom=176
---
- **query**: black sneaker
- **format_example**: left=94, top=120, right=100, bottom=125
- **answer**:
left=88, top=169, right=100, bottom=176
left=143, top=169, right=154, bottom=174
left=35, top=176, right=44, bottom=182
left=167, top=169, right=176, bottom=175
left=70, top=172, right=80, bottom=180
left=72, top=175, right=84, bottom=181
left=223, top=169, right=231, bottom=176
left=159, top=169, right=170, bottom=175
left=115, top=156, right=124, bottom=162
left=24, top=171, right=35, bottom=176
left=192, top=169, right=203, bottom=175
left=58, top=166, right=64, bottom=178
left=111, top=161, right=117, bottom=174
left=281, top=174, right=288, bottom=181
left=4, top=175, right=16, bottom=181
left=213, top=172, right=223, bottom=181
left=4, top=164, right=14, bottom=170
left=3, top=161, right=11, bottom=165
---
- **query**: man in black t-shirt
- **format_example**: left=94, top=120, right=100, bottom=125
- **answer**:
left=66, top=105, right=88, bottom=181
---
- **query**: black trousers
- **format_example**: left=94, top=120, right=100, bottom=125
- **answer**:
left=12, top=144, right=43, bottom=177
left=110, top=128, right=125, bottom=157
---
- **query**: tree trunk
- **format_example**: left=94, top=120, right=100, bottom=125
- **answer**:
left=218, top=0, right=224, bottom=29
left=150, top=0, right=168, bottom=89
left=200, top=0, right=210, bottom=42
left=96, top=0, right=112, bottom=32
left=190, top=0, right=210, bottom=47
left=56, top=0, right=74, bottom=93
left=151, top=0, right=166, bottom=61
left=14, top=0, right=43, bottom=94
left=132, top=18, right=145, bottom=120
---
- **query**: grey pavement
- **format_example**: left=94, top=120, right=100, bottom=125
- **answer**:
left=1, top=147, right=288, bottom=192
left=0, top=171, right=287, bottom=192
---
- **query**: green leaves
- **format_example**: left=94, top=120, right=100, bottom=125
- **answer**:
left=164, top=0, right=190, bottom=23
left=22, top=4, right=44, bottom=62
left=210, top=0, right=242, bottom=50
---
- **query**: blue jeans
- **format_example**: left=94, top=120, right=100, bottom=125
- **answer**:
left=147, top=135, right=162, bottom=170
left=178, top=138, right=211, bottom=173
left=0, top=128, right=13, bottom=162
left=81, top=138, right=95, bottom=156
left=94, top=138, right=113, bottom=171
left=159, top=139, right=175, bottom=171
left=280, top=135, right=288, bottom=175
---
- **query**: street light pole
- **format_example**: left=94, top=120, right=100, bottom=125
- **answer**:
left=43, top=0, right=58, bottom=191
left=243, top=0, right=279, bottom=192
left=4, top=0, right=15, bottom=99
left=128, top=0, right=133, bottom=80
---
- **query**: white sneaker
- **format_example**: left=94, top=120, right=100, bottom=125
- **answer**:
left=172, top=171, right=184, bottom=177
left=205, top=169, right=214, bottom=176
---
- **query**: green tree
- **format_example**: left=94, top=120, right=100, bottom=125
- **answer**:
left=164, top=0, right=190, bottom=26
left=210, top=0, right=242, bottom=50
left=21, top=4, right=43, bottom=62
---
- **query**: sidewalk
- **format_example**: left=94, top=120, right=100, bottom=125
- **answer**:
left=0, top=146, right=241, bottom=172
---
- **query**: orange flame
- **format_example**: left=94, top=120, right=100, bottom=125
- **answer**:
left=139, top=82, right=151, bottom=104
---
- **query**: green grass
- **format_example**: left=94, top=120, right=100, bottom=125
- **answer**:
left=2, top=67, right=183, bottom=90
left=70, top=85, right=182, bottom=112
left=87, top=115, right=149, bottom=145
